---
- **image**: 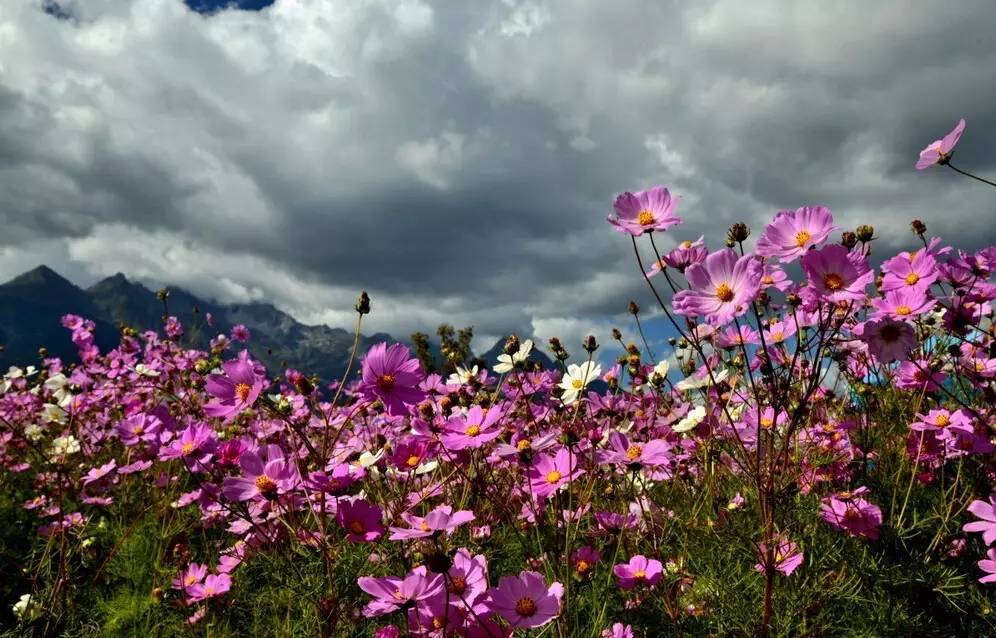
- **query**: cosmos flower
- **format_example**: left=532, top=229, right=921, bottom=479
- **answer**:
left=171, top=563, right=208, bottom=594
left=222, top=444, right=299, bottom=502
left=159, top=423, right=218, bottom=466
left=484, top=571, right=564, bottom=629
left=673, top=249, right=763, bottom=326
left=755, top=206, right=836, bottom=262
left=358, top=566, right=445, bottom=618
left=357, top=342, right=426, bottom=417
left=870, top=287, right=935, bottom=320
left=880, top=250, right=939, bottom=293
left=447, top=364, right=479, bottom=387
left=801, top=244, right=874, bottom=302
left=336, top=498, right=385, bottom=543
left=856, top=318, right=916, bottom=363
left=186, top=573, right=231, bottom=603
left=387, top=505, right=475, bottom=540
left=204, top=356, right=265, bottom=422
left=494, top=339, right=533, bottom=374
left=528, top=448, right=584, bottom=499
left=916, top=118, right=965, bottom=170
left=648, top=236, right=707, bottom=274
left=613, top=555, right=663, bottom=589
left=819, top=488, right=882, bottom=540
left=964, top=494, right=996, bottom=546
left=439, top=405, right=506, bottom=451
left=558, top=362, right=602, bottom=404
left=977, top=549, right=996, bottom=584
left=607, top=186, right=682, bottom=236
left=602, top=624, right=634, bottom=638
left=673, top=405, right=707, bottom=433
left=754, top=536, right=804, bottom=577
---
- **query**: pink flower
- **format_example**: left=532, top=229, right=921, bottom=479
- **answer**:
left=916, top=118, right=965, bottom=170
left=358, top=342, right=426, bottom=417
left=337, top=498, right=385, bottom=543
left=446, top=549, right=489, bottom=606
left=484, top=570, right=564, bottom=629
left=754, top=536, right=803, bottom=577
left=204, top=355, right=265, bottom=422
left=439, top=405, right=505, bottom=451
left=819, top=488, right=882, bottom=540
left=870, top=287, right=935, bottom=320
left=881, top=250, right=939, bottom=293
left=230, top=324, right=250, bottom=342
left=186, top=573, right=231, bottom=602
left=978, top=548, right=996, bottom=584
left=528, top=448, right=584, bottom=499
left=388, top=505, right=475, bottom=540
left=159, top=423, right=217, bottom=466
left=964, top=494, right=996, bottom=546
left=571, top=546, right=601, bottom=577
left=222, top=444, right=299, bottom=502
left=358, top=566, right=444, bottom=617
left=910, top=408, right=971, bottom=433
left=601, top=432, right=672, bottom=469
left=856, top=318, right=917, bottom=363
left=756, top=205, right=836, bottom=262
left=801, top=245, right=874, bottom=302
left=608, top=186, right=682, bottom=236
left=650, top=236, right=707, bottom=274
left=673, top=249, right=763, bottom=326
left=172, top=563, right=208, bottom=593
left=602, top=623, right=634, bottom=638
left=613, top=555, right=663, bottom=589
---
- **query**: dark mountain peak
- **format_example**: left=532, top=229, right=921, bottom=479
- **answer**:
left=88, top=272, right=150, bottom=295
left=3, top=265, right=76, bottom=290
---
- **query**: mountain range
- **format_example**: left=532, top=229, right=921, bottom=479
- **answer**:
left=0, top=265, right=551, bottom=382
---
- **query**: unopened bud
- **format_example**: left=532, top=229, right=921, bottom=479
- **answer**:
left=786, top=292, right=802, bottom=308
left=503, top=334, right=520, bottom=356
left=841, top=231, right=857, bottom=249
left=911, top=219, right=927, bottom=236
left=583, top=335, right=599, bottom=353
left=156, top=288, right=169, bottom=301
left=628, top=300, right=640, bottom=315
left=355, top=291, right=371, bottom=315
left=856, top=225, right=875, bottom=242
left=727, top=222, right=750, bottom=243
left=611, top=328, right=622, bottom=341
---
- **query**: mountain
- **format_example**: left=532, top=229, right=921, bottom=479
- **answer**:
left=0, top=266, right=552, bottom=383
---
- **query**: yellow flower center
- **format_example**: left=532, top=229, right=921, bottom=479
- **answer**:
left=762, top=275, right=774, bottom=285
left=448, top=575, right=467, bottom=594
left=896, top=305, right=912, bottom=316
left=546, top=470, right=562, bottom=484
left=715, top=283, right=735, bottom=302
left=771, top=331, right=784, bottom=343
left=515, top=597, right=538, bottom=616
left=794, top=230, right=812, bottom=247
left=376, top=374, right=395, bottom=390
left=181, top=442, right=195, bottom=456
left=571, top=379, right=583, bottom=389
left=132, top=425, right=144, bottom=435
left=185, top=574, right=198, bottom=586
left=575, top=559, right=590, bottom=574
left=419, top=521, right=431, bottom=532
left=348, top=521, right=366, bottom=535
left=517, top=439, right=532, bottom=451
left=634, top=570, right=647, bottom=580
left=626, top=445, right=643, bottom=460
left=254, top=475, right=277, bottom=495
left=681, top=240, right=693, bottom=249
left=935, top=414, right=950, bottom=427
left=235, top=383, right=252, bottom=402
left=823, top=273, right=844, bottom=291
left=465, top=424, right=481, bottom=436
left=905, top=273, right=920, bottom=286
left=406, top=455, right=421, bottom=468
left=760, top=417, right=774, bottom=429
left=637, top=210, right=655, bottom=226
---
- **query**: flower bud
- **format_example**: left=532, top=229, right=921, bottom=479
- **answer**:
left=856, top=225, right=875, bottom=242
left=583, top=335, right=599, bottom=353
left=611, top=328, right=622, bottom=341
left=911, top=219, right=927, bottom=237
left=628, top=300, right=640, bottom=315
left=156, top=288, right=169, bottom=301
left=727, top=222, right=750, bottom=243
left=354, top=291, right=371, bottom=315
left=503, top=334, right=520, bottom=356
left=841, top=231, right=857, bottom=249
left=786, top=292, right=802, bottom=307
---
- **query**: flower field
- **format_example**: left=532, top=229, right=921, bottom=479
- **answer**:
left=2, top=120, right=996, bottom=636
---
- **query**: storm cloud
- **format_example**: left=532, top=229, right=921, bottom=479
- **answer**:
left=1, top=0, right=994, bottom=352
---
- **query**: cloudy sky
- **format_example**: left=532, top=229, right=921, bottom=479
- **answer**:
left=1, top=0, right=994, bottom=356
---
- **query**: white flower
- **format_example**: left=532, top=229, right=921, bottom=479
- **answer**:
left=493, top=339, right=534, bottom=374
left=135, top=364, right=160, bottom=377
left=49, top=435, right=81, bottom=459
left=675, top=368, right=729, bottom=392
left=43, top=373, right=73, bottom=407
left=558, top=361, right=602, bottom=405
left=2, top=366, right=37, bottom=394
left=447, top=365, right=478, bottom=386
left=12, top=593, right=42, bottom=621
left=673, top=405, right=707, bottom=433
left=24, top=424, right=44, bottom=442
left=652, top=360, right=670, bottom=379
left=42, top=403, right=67, bottom=424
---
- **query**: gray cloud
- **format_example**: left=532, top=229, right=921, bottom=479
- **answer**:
left=1, top=0, right=995, bottom=352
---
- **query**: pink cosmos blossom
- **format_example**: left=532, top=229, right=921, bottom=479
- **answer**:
left=358, top=342, right=426, bottom=416
left=528, top=448, right=584, bottom=499
left=964, top=494, right=996, bottom=545
left=870, top=287, right=934, bottom=320
left=602, top=624, right=634, bottom=638
left=756, top=206, right=836, bottom=262
left=439, top=405, right=505, bottom=451
left=571, top=546, right=601, bottom=577
left=230, top=324, right=250, bottom=342
left=445, top=548, right=489, bottom=607
left=856, top=318, right=916, bottom=363
left=600, top=432, right=672, bottom=469
left=159, top=423, right=218, bottom=466
left=172, top=563, right=208, bottom=593
left=82, top=460, right=117, bottom=487
left=388, top=505, right=475, bottom=540
left=801, top=245, right=874, bottom=303
left=760, top=264, right=792, bottom=291
left=754, top=536, right=804, bottom=576
left=186, top=573, right=231, bottom=602
left=910, top=409, right=971, bottom=433
left=673, top=249, right=763, bottom=326
left=916, top=118, right=965, bottom=170
left=819, top=488, right=882, bottom=540
left=880, top=250, right=939, bottom=293
left=613, top=555, right=663, bottom=589
left=608, top=186, right=682, bottom=236
left=484, top=570, right=564, bottom=629
left=717, top=324, right=760, bottom=349
left=650, top=236, right=707, bottom=274
left=337, top=498, right=385, bottom=543
left=204, top=356, right=265, bottom=422
left=222, top=444, right=299, bottom=502
left=978, top=549, right=996, bottom=584
left=116, top=412, right=164, bottom=447
left=358, top=566, right=445, bottom=617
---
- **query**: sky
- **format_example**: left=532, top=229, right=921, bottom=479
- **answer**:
left=1, top=0, right=995, bottom=359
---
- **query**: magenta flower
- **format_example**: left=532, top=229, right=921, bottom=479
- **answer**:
left=484, top=571, right=564, bottom=629
left=337, top=498, right=385, bottom=543
left=116, top=412, right=164, bottom=447
left=673, top=249, right=763, bottom=326
left=388, top=505, right=475, bottom=540
left=978, top=549, right=996, bottom=584
left=801, top=245, right=874, bottom=302
left=528, top=448, right=584, bottom=499
left=756, top=205, right=836, bottom=262
left=881, top=250, right=939, bottom=293
left=446, top=549, right=489, bottom=605
left=910, top=408, right=971, bottom=433
left=222, top=444, right=299, bottom=502
left=870, top=287, right=934, bottom=320
left=204, top=356, right=265, bottom=422
left=857, top=318, right=917, bottom=363
left=172, top=563, right=208, bottom=593
left=964, top=494, right=996, bottom=545
left=358, top=566, right=445, bottom=617
left=571, top=545, right=601, bottom=577
left=602, top=624, right=634, bottom=638
left=819, top=488, right=882, bottom=540
left=159, top=423, right=218, bottom=466
left=186, top=573, right=231, bottom=602
left=916, top=118, right=965, bottom=170
left=358, top=342, right=426, bottom=416
left=650, top=236, right=707, bottom=274
left=613, top=555, right=663, bottom=589
left=439, top=405, right=505, bottom=451
left=230, top=324, right=250, bottom=342
left=608, top=186, right=682, bottom=236
left=754, top=536, right=803, bottom=577
left=601, top=432, right=672, bottom=469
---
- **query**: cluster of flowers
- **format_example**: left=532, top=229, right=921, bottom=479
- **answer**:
left=2, top=119, right=995, bottom=635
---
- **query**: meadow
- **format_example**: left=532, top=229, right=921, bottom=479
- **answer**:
left=1, top=119, right=995, bottom=636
